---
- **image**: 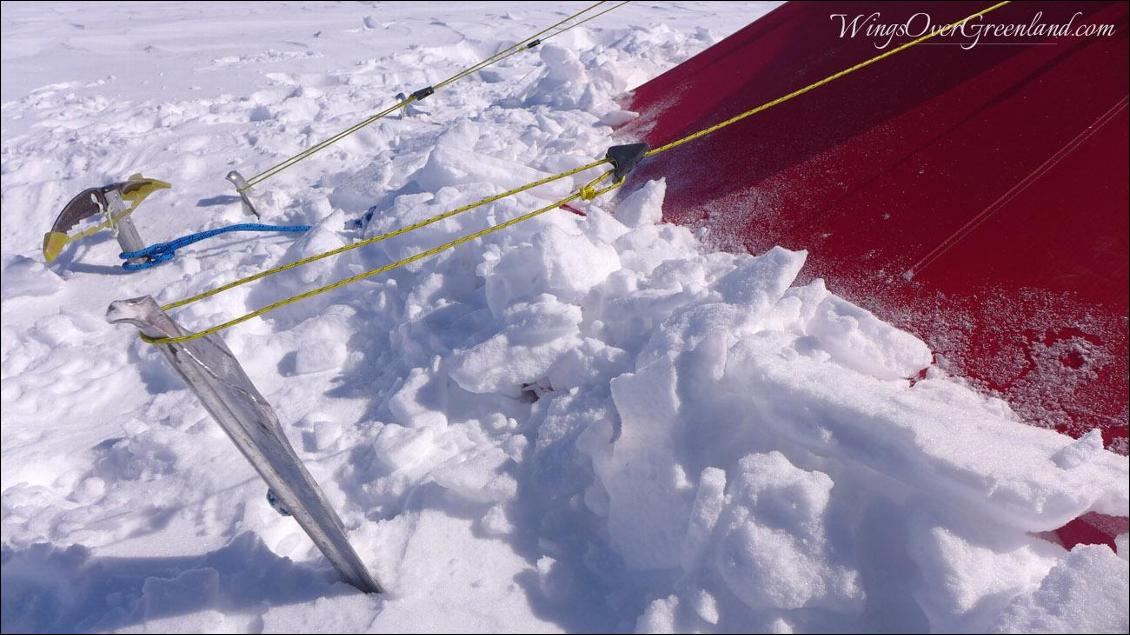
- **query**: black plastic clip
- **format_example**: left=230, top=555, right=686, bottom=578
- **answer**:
left=605, top=143, right=650, bottom=181
left=410, top=86, right=435, bottom=101
left=526, top=38, right=542, bottom=49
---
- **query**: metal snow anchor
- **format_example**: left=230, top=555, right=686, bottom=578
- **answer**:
left=107, top=296, right=382, bottom=594
left=226, top=170, right=262, bottom=219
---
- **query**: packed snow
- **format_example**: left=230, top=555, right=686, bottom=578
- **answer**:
left=2, top=2, right=1128, bottom=633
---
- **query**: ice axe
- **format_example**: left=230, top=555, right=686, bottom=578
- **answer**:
left=42, top=174, right=171, bottom=266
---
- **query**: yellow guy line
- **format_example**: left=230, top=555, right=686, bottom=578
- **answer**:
left=143, top=1, right=1009, bottom=345
left=646, top=1, right=1010, bottom=157
left=142, top=170, right=621, bottom=344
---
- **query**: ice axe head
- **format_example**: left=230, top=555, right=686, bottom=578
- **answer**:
left=42, top=174, right=171, bottom=263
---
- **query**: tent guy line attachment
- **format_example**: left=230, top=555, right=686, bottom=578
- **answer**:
left=107, top=296, right=382, bottom=594
left=140, top=163, right=627, bottom=345
left=133, top=1, right=1010, bottom=346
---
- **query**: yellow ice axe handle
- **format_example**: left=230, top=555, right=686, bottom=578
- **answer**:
left=43, top=231, right=70, bottom=263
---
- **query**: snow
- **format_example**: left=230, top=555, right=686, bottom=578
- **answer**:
left=991, top=545, right=1130, bottom=634
left=2, top=2, right=1128, bottom=634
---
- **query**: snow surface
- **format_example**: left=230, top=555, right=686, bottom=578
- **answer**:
left=2, top=2, right=1128, bottom=633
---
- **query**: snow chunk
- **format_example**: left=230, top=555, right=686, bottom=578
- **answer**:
left=598, top=357, right=688, bottom=571
left=636, top=595, right=680, bottom=634
left=1051, top=429, right=1105, bottom=469
left=599, top=109, right=639, bottom=127
left=307, top=420, right=342, bottom=451
left=907, top=513, right=1061, bottom=631
left=714, top=452, right=861, bottom=611
left=450, top=295, right=582, bottom=395
left=525, top=45, right=591, bottom=111
left=806, top=294, right=933, bottom=379
left=479, top=504, right=513, bottom=537
left=432, top=447, right=518, bottom=504
left=681, top=467, right=726, bottom=573
left=413, top=143, right=550, bottom=193
left=388, top=367, right=448, bottom=429
left=484, top=225, right=620, bottom=313
left=616, top=178, right=666, bottom=227
left=690, top=589, right=719, bottom=625
left=991, top=545, right=1129, bottom=633
left=373, top=423, right=436, bottom=472
left=545, top=336, right=629, bottom=391
left=716, top=246, right=806, bottom=312
left=293, top=338, right=346, bottom=375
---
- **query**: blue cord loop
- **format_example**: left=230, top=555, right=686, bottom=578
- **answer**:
left=120, top=223, right=310, bottom=271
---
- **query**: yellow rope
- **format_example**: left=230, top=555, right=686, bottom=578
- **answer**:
left=163, top=158, right=607, bottom=312
left=645, top=1, right=1010, bottom=157
left=243, top=1, right=625, bottom=188
left=142, top=170, right=621, bottom=345
left=142, top=1, right=1008, bottom=346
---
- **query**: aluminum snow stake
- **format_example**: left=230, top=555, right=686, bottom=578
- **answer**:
left=43, top=174, right=170, bottom=267
left=107, top=296, right=381, bottom=594
left=226, top=170, right=261, bottom=218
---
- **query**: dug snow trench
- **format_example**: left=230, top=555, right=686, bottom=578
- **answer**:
left=1, top=2, right=1127, bottom=633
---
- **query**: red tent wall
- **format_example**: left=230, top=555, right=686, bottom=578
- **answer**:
left=620, top=1, right=1128, bottom=546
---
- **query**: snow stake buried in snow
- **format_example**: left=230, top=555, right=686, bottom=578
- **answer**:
left=106, top=296, right=382, bottom=594
left=225, top=170, right=260, bottom=218
left=42, top=174, right=171, bottom=268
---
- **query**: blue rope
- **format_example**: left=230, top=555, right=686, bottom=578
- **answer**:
left=120, top=223, right=311, bottom=271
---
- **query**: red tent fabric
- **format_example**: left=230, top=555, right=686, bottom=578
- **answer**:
left=620, top=1, right=1128, bottom=544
